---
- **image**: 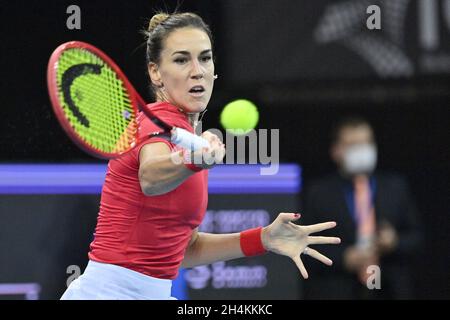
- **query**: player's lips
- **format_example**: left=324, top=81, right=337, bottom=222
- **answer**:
left=188, top=85, right=206, bottom=97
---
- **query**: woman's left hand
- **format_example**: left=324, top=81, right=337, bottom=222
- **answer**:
left=261, top=213, right=341, bottom=279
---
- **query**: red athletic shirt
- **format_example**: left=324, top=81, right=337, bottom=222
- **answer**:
left=89, top=101, right=208, bottom=279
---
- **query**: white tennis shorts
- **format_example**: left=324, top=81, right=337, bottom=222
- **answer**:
left=60, top=260, right=174, bottom=300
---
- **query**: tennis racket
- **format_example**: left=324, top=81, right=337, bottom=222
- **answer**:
left=47, top=41, right=209, bottom=159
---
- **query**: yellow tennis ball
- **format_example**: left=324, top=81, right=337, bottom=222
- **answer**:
left=220, top=99, right=259, bottom=135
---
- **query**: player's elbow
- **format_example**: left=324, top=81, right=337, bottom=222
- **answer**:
left=139, top=178, right=166, bottom=196
left=140, top=181, right=157, bottom=196
left=139, top=169, right=160, bottom=196
left=139, top=174, right=171, bottom=196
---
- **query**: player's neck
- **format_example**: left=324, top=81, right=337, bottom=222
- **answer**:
left=188, top=113, right=200, bottom=129
left=155, top=96, right=199, bottom=128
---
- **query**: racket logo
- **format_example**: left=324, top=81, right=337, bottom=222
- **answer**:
left=61, top=63, right=103, bottom=128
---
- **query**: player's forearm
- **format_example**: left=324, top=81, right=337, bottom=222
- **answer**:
left=139, top=150, right=194, bottom=196
left=181, top=232, right=245, bottom=268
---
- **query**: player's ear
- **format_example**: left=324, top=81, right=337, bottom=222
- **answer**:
left=148, top=63, right=163, bottom=87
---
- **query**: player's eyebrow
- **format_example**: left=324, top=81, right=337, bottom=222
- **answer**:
left=171, top=49, right=212, bottom=56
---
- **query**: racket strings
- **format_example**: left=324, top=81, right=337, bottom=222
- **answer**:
left=57, top=49, right=117, bottom=150
left=55, top=48, right=137, bottom=154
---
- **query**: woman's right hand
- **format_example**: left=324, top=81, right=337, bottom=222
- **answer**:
left=191, top=131, right=226, bottom=169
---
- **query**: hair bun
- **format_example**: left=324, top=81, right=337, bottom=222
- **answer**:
left=148, top=13, right=170, bottom=33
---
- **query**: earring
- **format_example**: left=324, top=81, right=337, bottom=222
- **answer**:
left=213, top=75, right=218, bottom=80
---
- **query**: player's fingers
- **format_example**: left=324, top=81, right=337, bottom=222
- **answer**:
left=277, top=213, right=301, bottom=224
left=214, top=145, right=226, bottom=163
left=303, top=247, right=333, bottom=266
left=292, top=255, right=308, bottom=279
left=307, top=236, right=341, bottom=245
left=303, top=221, right=337, bottom=235
left=202, top=140, right=225, bottom=165
left=202, top=131, right=220, bottom=143
left=207, top=141, right=221, bottom=156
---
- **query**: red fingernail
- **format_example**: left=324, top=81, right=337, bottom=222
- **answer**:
left=294, top=213, right=301, bottom=218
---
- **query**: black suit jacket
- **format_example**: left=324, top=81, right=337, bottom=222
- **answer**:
left=301, top=172, right=423, bottom=299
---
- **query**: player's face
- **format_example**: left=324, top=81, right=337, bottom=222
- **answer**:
left=150, top=27, right=215, bottom=113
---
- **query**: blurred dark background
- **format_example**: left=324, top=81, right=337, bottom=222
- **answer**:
left=0, top=0, right=449, bottom=299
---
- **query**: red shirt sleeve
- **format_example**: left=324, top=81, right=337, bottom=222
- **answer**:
left=133, top=115, right=177, bottom=163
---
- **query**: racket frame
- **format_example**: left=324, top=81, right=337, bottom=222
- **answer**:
left=47, top=41, right=172, bottom=159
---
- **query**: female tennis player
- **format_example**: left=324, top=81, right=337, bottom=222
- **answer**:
left=61, top=12, right=341, bottom=300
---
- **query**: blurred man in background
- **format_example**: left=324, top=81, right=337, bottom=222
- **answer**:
left=302, top=116, right=422, bottom=299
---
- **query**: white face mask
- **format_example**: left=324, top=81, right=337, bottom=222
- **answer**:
left=342, top=144, right=377, bottom=175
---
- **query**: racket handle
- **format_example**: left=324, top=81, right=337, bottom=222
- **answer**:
left=171, top=127, right=210, bottom=151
